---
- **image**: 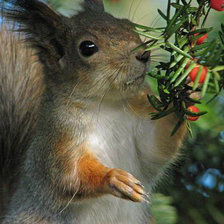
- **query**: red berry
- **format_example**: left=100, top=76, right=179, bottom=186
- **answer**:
left=187, top=106, right=200, bottom=121
left=194, top=33, right=208, bottom=45
left=189, top=65, right=208, bottom=83
left=210, top=0, right=224, bottom=11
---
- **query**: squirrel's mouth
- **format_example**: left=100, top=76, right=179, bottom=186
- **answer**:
left=125, top=73, right=146, bottom=86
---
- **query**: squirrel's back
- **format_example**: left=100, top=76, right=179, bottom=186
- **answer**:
left=0, top=26, right=44, bottom=217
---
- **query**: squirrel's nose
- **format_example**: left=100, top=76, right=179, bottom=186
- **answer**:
left=136, top=51, right=151, bottom=63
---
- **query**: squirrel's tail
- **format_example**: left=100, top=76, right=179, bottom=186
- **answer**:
left=0, top=25, right=44, bottom=216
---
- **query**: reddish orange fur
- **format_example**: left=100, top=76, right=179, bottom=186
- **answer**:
left=78, top=152, right=109, bottom=195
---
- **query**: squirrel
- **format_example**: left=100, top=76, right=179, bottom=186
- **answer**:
left=0, top=0, right=186, bottom=223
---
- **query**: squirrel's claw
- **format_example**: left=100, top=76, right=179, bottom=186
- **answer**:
left=104, top=169, right=148, bottom=203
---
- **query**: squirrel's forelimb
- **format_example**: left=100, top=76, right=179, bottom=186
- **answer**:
left=77, top=151, right=147, bottom=202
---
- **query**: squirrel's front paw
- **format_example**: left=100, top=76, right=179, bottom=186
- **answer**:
left=103, top=169, right=149, bottom=203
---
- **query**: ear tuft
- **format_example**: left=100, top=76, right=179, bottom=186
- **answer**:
left=2, top=0, right=68, bottom=64
left=83, top=0, right=104, bottom=12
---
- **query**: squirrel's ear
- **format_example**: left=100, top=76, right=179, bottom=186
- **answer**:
left=3, top=0, right=67, bottom=60
left=83, top=0, right=104, bottom=12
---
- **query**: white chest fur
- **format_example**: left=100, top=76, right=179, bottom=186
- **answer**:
left=70, top=101, right=159, bottom=224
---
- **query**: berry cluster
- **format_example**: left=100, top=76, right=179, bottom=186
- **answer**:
left=135, top=0, right=224, bottom=135
left=186, top=34, right=209, bottom=121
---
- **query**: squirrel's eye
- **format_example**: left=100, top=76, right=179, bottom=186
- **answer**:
left=79, top=41, right=98, bottom=57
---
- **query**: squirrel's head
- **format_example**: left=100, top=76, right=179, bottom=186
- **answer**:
left=4, top=0, right=150, bottom=100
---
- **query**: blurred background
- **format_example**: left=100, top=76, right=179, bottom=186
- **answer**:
left=36, top=0, right=224, bottom=223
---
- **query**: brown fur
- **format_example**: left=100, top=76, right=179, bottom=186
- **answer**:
left=0, top=26, right=44, bottom=218
left=128, top=87, right=155, bottom=117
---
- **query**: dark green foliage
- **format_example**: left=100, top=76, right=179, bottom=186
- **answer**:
left=135, top=0, right=224, bottom=135
left=151, top=194, right=178, bottom=224
left=163, top=113, right=224, bottom=224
